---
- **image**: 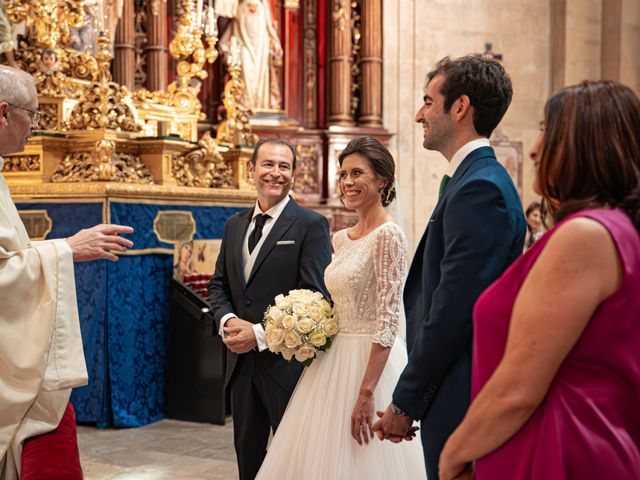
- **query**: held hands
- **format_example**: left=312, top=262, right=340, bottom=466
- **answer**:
left=66, top=224, right=134, bottom=262
left=371, top=405, right=418, bottom=443
left=351, top=390, right=375, bottom=446
left=222, top=317, right=258, bottom=354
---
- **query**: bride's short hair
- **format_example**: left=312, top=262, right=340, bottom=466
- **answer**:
left=338, top=136, right=396, bottom=207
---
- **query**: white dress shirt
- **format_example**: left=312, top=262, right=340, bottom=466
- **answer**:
left=446, top=138, right=491, bottom=177
left=219, top=195, right=291, bottom=351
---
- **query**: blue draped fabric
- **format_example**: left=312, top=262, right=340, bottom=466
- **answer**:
left=109, top=201, right=240, bottom=250
left=107, top=254, right=172, bottom=426
left=16, top=200, right=243, bottom=427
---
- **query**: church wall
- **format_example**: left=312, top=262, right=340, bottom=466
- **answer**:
left=564, top=0, right=603, bottom=84
left=383, top=0, right=551, bottom=249
left=382, top=0, right=638, bottom=250
left=620, top=0, right=640, bottom=91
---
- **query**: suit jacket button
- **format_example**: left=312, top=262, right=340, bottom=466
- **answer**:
left=245, top=299, right=252, bottom=306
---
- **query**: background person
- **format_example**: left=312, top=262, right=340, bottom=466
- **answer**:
left=524, top=201, right=545, bottom=250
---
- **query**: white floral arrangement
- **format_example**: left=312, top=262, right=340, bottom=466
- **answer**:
left=263, top=289, right=338, bottom=367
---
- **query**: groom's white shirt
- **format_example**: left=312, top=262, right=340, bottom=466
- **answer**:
left=446, top=138, right=490, bottom=176
left=218, top=195, right=291, bottom=351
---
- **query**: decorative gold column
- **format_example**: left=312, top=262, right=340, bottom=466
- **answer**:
left=114, top=0, right=136, bottom=90
left=328, top=0, right=354, bottom=126
left=359, top=0, right=382, bottom=127
left=145, top=0, right=169, bottom=91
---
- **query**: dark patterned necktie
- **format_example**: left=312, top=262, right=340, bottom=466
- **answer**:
left=248, top=214, right=270, bottom=254
left=438, top=174, right=451, bottom=200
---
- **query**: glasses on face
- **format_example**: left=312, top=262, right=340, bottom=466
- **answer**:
left=8, top=103, right=42, bottom=125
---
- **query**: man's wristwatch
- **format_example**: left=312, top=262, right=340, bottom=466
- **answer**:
left=390, top=402, right=406, bottom=417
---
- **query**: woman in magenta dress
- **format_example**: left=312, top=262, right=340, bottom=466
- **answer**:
left=438, top=80, right=640, bottom=480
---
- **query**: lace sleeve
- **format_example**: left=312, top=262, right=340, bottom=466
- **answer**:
left=372, top=224, right=408, bottom=347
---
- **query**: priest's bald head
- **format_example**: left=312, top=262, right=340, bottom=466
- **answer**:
left=0, top=66, right=39, bottom=156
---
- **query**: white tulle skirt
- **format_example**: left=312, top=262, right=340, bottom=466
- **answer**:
left=256, top=333, right=427, bottom=480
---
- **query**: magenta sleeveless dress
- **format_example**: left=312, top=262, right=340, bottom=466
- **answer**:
left=472, top=208, right=640, bottom=479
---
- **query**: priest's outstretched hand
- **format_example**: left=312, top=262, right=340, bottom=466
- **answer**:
left=66, top=224, right=134, bottom=262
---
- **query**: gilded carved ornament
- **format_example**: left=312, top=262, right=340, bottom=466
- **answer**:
left=172, top=132, right=234, bottom=188
left=51, top=140, right=154, bottom=183
left=216, top=55, right=257, bottom=147
left=1, top=155, right=42, bottom=172
left=293, top=144, right=320, bottom=194
left=8, top=0, right=99, bottom=88
left=167, top=0, right=218, bottom=118
left=6, top=0, right=83, bottom=50
left=66, top=34, right=142, bottom=132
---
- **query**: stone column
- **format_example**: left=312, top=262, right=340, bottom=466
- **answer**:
left=328, top=0, right=354, bottom=126
left=550, top=0, right=567, bottom=92
left=113, top=0, right=136, bottom=90
left=145, top=0, right=169, bottom=91
left=359, top=0, right=382, bottom=127
left=601, top=0, right=622, bottom=82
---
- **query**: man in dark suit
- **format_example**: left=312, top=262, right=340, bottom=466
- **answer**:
left=373, top=55, right=526, bottom=479
left=208, top=138, right=331, bottom=480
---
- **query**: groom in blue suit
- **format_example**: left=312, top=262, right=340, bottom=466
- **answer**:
left=373, top=55, right=526, bottom=479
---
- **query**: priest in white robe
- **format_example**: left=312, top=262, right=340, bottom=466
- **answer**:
left=0, top=66, right=133, bottom=479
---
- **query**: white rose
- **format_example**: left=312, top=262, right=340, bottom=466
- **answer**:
left=281, top=347, right=295, bottom=361
left=276, top=294, right=293, bottom=310
left=319, top=299, right=333, bottom=313
left=295, top=345, right=316, bottom=363
left=268, top=307, right=284, bottom=322
left=284, top=330, right=302, bottom=348
left=282, top=315, right=295, bottom=330
left=297, top=317, right=315, bottom=334
left=307, top=306, right=323, bottom=321
left=293, top=304, right=308, bottom=317
left=322, top=319, right=339, bottom=336
left=313, top=291, right=323, bottom=300
left=309, top=331, right=327, bottom=347
left=267, top=327, right=285, bottom=347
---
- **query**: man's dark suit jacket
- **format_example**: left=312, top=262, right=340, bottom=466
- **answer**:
left=208, top=198, right=331, bottom=392
left=393, top=146, right=526, bottom=477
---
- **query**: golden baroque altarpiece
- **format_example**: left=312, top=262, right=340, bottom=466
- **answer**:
left=4, top=0, right=389, bottom=227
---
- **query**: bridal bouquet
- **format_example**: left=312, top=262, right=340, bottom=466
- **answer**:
left=263, top=289, right=338, bottom=367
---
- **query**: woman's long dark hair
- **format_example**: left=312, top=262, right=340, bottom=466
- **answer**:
left=538, top=81, right=640, bottom=230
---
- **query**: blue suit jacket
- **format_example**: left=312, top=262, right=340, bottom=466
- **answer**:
left=393, top=147, right=525, bottom=467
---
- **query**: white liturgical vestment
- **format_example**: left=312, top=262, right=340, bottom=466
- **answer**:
left=0, top=158, right=88, bottom=479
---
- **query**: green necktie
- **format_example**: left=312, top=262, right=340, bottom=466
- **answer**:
left=438, top=175, right=451, bottom=200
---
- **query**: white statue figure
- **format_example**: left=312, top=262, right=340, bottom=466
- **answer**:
left=219, top=0, right=283, bottom=111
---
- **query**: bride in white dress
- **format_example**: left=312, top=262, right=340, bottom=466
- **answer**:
left=256, top=136, right=426, bottom=479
